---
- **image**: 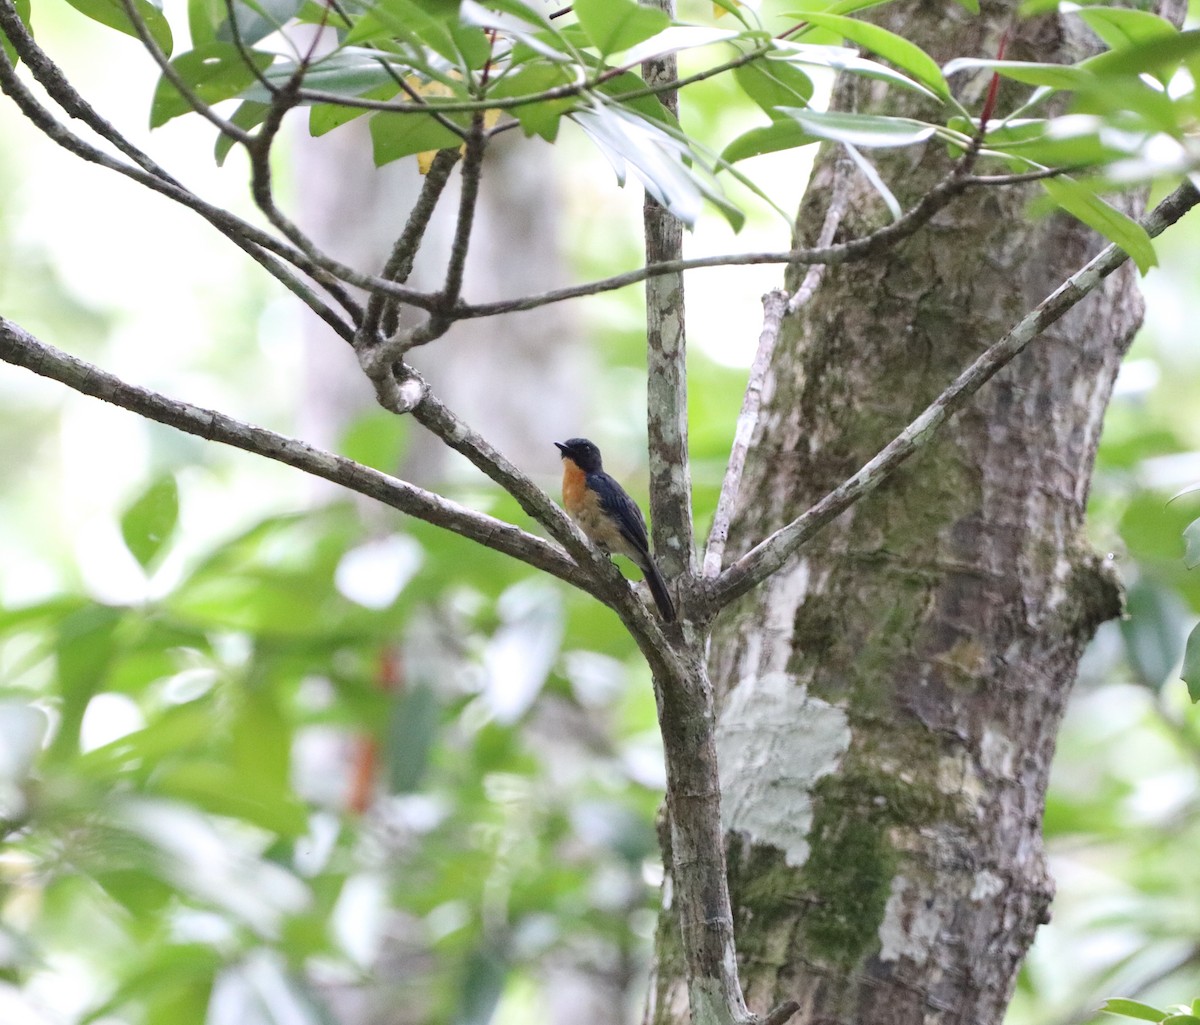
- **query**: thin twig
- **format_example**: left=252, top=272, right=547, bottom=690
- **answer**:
left=701, top=289, right=787, bottom=579
left=223, top=0, right=281, bottom=97
left=787, top=156, right=854, bottom=313
left=363, top=148, right=462, bottom=344
left=0, top=316, right=593, bottom=590
left=708, top=181, right=1200, bottom=611
left=0, top=34, right=357, bottom=341
left=246, top=75, right=371, bottom=323
left=440, top=114, right=486, bottom=311
left=700, top=162, right=852, bottom=578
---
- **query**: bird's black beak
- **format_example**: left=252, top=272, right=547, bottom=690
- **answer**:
left=554, top=442, right=568, bottom=456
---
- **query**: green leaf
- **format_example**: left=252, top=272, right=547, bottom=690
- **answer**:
left=793, top=12, right=949, bottom=99
left=1183, top=624, right=1200, bottom=703
left=215, top=99, right=269, bottom=163
left=78, top=704, right=216, bottom=778
left=1119, top=582, right=1186, bottom=691
left=1183, top=517, right=1200, bottom=569
left=153, top=761, right=308, bottom=835
left=779, top=106, right=936, bottom=148
left=49, top=604, right=124, bottom=761
left=346, top=0, right=461, bottom=67
left=1074, top=7, right=1177, bottom=53
left=250, top=51, right=415, bottom=101
left=1086, top=28, right=1200, bottom=78
left=1, top=0, right=32, bottom=69
left=734, top=58, right=814, bottom=116
left=309, top=85, right=398, bottom=137
left=1101, top=999, right=1169, bottom=1023
left=575, top=0, right=668, bottom=56
left=339, top=409, right=410, bottom=471
left=83, top=944, right=221, bottom=1025
left=217, top=0, right=305, bottom=46
left=596, top=69, right=675, bottom=126
left=457, top=944, right=509, bottom=1025
left=120, top=475, right=179, bottom=568
left=188, top=0, right=222, bottom=47
left=64, top=0, right=174, bottom=56
left=369, top=110, right=465, bottom=166
left=720, top=119, right=817, bottom=164
left=572, top=103, right=744, bottom=230
left=1039, top=177, right=1157, bottom=274
left=942, top=57, right=1095, bottom=90
left=151, top=44, right=275, bottom=128
left=489, top=62, right=577, bottom=141
left=386, top=682, right=439, bottom=792
left=232, top=688, right=291, bottom=794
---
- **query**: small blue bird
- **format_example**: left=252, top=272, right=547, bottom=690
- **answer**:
left=555, top=438, right=675, bottom=621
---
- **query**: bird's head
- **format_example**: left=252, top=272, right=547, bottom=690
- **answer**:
left=555, top=437, right=603, bottom=473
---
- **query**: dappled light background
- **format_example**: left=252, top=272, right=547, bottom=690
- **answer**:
left=1, top=2, right=1200, bottom=1024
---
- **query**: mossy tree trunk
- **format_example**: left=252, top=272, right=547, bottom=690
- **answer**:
left=647, top=2, right=1177, bottom=1022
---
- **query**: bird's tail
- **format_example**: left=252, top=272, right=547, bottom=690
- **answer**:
left=639, top=554, right=676, bottom=622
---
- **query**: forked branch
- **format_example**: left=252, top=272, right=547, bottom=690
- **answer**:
left=708, top=181, right=1200, bottom=612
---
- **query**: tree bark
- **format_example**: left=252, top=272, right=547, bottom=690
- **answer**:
left=649, top=2, right=1176, bottom=1022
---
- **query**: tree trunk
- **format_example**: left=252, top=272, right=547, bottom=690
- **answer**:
left=649, top=3, right=1171, bottom=1022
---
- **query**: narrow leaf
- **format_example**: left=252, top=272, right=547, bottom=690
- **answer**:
left=120, top=476, right=179, bottom=569
left=794, top=12, right=949, bottom=99
left=1074, top=7, right=1176, bottom=52
left=779, top=106, right=936, bottom=148
left=217, top=0, right=305, bottom=46
left=64, top=0, right=174, bottom=55
left=720, top=119, right=817, bottom=164
left=1184, top=517, right=1200, bottom=569
left=1040, top=177, right=1156, bottom=274
left=1101, top=1000, right=1169, bottom=1023
left=1184, top=625, right=1200, bottom=703
left=1086, top=28, right=1200, bottom=77
left=386, top=683, right=439, bottom=792
left=1119, top=582, right=1185, bottom=692
left=943, top=57, right=1095, bottom=90
left=777, top=41, right=942, bottom=101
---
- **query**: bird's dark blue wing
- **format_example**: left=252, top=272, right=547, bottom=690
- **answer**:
left=592, top=471, right=650, bottom=555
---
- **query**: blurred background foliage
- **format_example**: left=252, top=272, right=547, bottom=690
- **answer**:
left=3, top=2, right=1200, bottom=1025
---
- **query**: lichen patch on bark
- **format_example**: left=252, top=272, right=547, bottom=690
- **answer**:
left=716, top=671, right=851, bottom=868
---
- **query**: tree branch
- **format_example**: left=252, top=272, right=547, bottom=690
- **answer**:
left=0, top=315, right=593, bottom=591
left=702, top=161, right=853, bottom=578
left=0, top=27, right=357, bottom=342
left=450, top=166, right=1024, bottom=320
left=402, top=370, right=682, bottom=668
left=708, top=180, right=1200, bottom=611
left=701, top=288, right=787, bottom=579
left=363, top=148, right=463, bottom=344
left=642, top=0, right=694, bottom=590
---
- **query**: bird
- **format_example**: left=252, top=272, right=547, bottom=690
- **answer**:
left=555, top=437, right=676, bottom=622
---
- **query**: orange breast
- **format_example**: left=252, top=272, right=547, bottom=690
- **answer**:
left=562, top=460, right=588, bottom=517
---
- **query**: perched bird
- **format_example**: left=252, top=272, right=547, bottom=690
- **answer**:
left=555, top=437, right=676, bottom=622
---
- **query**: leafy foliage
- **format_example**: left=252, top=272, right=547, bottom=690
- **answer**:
left=38, top=0, right=1200, bottom=247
